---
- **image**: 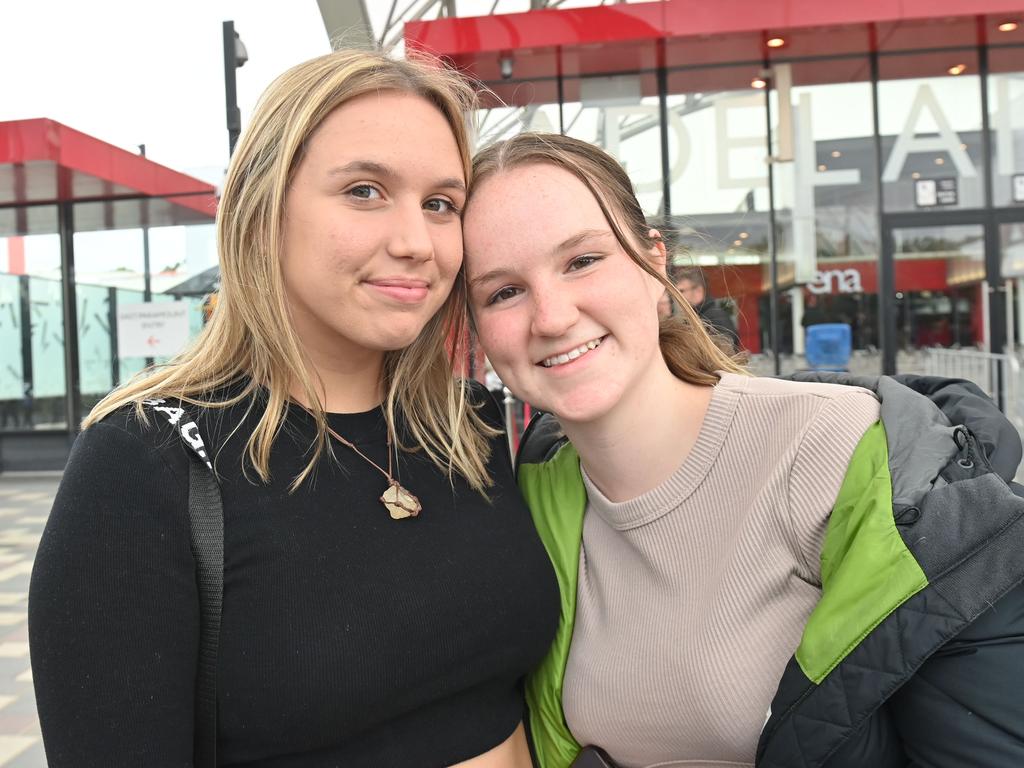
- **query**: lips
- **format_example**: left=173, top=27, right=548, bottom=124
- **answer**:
left=539, top=336, right=605, bottom=368
left=364, top=278, right=430, bottom=303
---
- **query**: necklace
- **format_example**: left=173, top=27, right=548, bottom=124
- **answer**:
left=322, top=417, right=422, bottom=520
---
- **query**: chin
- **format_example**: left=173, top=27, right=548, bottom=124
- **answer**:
left=538, top=388, right=619, bottom=426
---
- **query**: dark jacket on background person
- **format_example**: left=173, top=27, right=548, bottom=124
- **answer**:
left=694, top=298, right=740, bottom=350
left=517, top=373, right=1024, bottom=768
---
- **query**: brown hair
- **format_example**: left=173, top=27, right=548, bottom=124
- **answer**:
left=467, top=132, right=745, bottom=386
left=84, top=48, right=497, bottom=492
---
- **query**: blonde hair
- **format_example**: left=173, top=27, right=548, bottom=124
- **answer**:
left=467, top=132, right=745, bottom=385
left=85, top=48, right=496, bottom=492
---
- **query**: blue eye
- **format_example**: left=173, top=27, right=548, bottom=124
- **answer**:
left=348, top=184, right=382, bottom=200
left=425, top=198, right=460, bottom=215
left=487, top=286, right=521, bottom=306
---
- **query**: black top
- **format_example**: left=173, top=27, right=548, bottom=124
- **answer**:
left=694, top=299, right=739, bottom=350
left=28, top=382, right=560, bottom=768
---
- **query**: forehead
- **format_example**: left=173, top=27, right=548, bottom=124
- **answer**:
left=464, top=163, right=609, bottom=261
left=301, top=91, right=464, bottom=177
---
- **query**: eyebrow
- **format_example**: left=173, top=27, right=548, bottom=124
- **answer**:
left=326, top=160, right=466, bottom=194
left=553, top=228, right=612, bottom=254
left=466, top=229, right=613, bottom=290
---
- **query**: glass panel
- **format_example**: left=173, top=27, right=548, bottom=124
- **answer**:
left=769, top=61, right=880, bottom=376
left=72, top=209, right=217, bottom=412
left=561, top=73, right=663, bottom=216
left=988, top=46, right=1024, bottom=207
left=0, top=216, right=65, bottom=431
left=663, top=65, right=770, bottom=361
left=1001, top=222, right=1024, bottom=354
left=878, top=52, right=985, bottom=213
left=29, top=273, right=67, bottom=428
left=891, top=223, right=986, bottom=375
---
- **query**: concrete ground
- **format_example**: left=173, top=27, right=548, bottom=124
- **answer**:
left=0, top=473, right=59, bottom=767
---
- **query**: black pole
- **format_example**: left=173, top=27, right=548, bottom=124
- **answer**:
left=18, top=275, right=33, bottom=428
left=58, top=201, right=82, bottom=432
left=871, top=50, right=896, bottom=376
left=138, top=144, right=155, bottom=368
left=223, top=20, right=242, bottom=157
left=657, top=44, right=672, bottom=221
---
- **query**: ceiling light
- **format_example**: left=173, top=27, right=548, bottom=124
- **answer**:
left=998, top=21, right=1019, bottom=32
left=751, top=77, right=768, bottom=89
left=912, top=172, right=921, bottom=179
left=948, top=63, right=967, bottom=76
left=817, top=164, right=827, bottom=172
left=733, top=240, right=742, bottom=246
left=739, top=232, right=749, bottom=239
left=935, top=157, right=946, bottom=165
left=766, top=37, right=786, bottom=48
left=831, top=150, right=842, bottom=158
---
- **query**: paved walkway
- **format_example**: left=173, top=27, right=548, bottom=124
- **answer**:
left=0, top=473, right=59, bottom=767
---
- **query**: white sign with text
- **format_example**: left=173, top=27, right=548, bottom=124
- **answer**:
left=117, top=302, right=190, bottom=358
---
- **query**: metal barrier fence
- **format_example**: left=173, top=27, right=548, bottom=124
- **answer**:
left=923, top=347, right=1024, bottom=433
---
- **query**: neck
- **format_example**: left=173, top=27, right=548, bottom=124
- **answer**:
left=291, top=344, right=386, bottom=414
left=562, top=363, right=715, bottom=503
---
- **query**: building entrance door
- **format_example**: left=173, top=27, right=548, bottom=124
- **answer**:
left=882, top=210, right=1024, bottom=407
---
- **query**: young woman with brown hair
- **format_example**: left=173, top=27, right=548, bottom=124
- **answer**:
left=462, top=132, right=1024, bottom=768
left=28, top=51, right=559, bottom=768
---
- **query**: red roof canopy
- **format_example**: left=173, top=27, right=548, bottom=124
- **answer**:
left=406, top=0, right=1024, bottom=86
left=0, top=118, right=217, bottom=235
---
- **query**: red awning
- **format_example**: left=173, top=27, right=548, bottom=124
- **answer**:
left=406, top=0, right=1024, bottom=86
left=0, top=118, right=217, bottom=235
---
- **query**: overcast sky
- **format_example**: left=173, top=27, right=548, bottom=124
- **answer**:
left=1, top=0, right=335, bottom=185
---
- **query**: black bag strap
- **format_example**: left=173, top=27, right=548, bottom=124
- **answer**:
left=144, top=399, right=223, bottom=768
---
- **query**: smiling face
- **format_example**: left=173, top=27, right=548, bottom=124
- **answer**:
left=281, top=91, right=465, bottom=369
left=464, top=163, right=666, bottom=426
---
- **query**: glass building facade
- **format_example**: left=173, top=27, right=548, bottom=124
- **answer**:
left=410, top=5, right=1024, bottom=384
left=0, top=120, right=217, bottom=469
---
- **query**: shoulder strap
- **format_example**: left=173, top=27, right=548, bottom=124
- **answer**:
left=143, top=399, right=223, bottom=768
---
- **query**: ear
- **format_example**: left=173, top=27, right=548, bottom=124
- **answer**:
left=645, top=228, right=670, bottom=304
left=647, top=229, right=668, bottom=277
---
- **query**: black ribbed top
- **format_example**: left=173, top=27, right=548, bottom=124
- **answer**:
left=29, top=382, right=559, bottom=767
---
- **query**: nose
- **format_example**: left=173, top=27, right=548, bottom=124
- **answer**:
left=387, top=201, right=434, bottom=262
left=530, top=284, right=579, bottom=338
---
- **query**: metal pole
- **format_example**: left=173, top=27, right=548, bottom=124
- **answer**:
left=138, top=144, right=154, bottom=368
left=657, top=44, right=672, bottom=221
left=223, top=20, right=242, bottom=157
left=58, top=201, right=82, bottom=433
left=764, top=72, right=781, bottom=375
left=871, top=50, right=897, bottom=376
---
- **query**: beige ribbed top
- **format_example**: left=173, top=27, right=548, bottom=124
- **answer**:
left=561, top=373, right=881, bottom=768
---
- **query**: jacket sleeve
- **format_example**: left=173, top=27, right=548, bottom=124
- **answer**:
left=28, top=419, right=199, bottom=767
left=887, top=580, right=1024, bottom=766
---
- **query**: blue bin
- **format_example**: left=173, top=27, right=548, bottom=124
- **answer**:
left=805, top=323, right=852, bottom=371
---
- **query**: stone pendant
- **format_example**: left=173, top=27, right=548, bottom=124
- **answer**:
left=381, top=481, right=422, bottom=520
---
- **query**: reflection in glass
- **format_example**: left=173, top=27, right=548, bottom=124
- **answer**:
left=877, top=70, right=984, bottom=212
left=988, top=71, right=1024, bottom=208
left=891, top=224, right=985, bottom=374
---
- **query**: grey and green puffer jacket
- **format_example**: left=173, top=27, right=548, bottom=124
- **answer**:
left=517, top=373, right=1024, bottom=768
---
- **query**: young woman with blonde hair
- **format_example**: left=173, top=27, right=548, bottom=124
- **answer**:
left=462, top=132, right=1024, bottom=768
left=29, top=51, right=558, bottom=767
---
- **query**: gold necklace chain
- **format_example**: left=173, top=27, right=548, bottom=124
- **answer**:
left=305, top=406, right=422, bottom=520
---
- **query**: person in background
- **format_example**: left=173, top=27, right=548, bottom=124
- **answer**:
left=675, top=265, right=740, bottom=350
left=28, top=50, right=558, bottom=768
left=462, top=132, right=1024, bottom=768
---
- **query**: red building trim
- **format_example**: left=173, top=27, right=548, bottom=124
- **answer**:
left=407, top=0, right=1024, bottom=80
left=0, top=119, right=216, bottom=219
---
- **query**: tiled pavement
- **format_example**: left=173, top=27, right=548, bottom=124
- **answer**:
left=0, top=473, right=60, bottom=767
